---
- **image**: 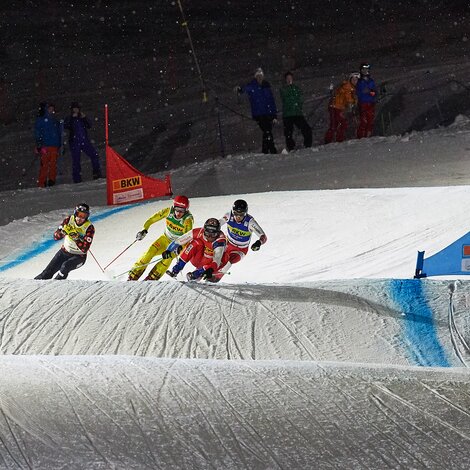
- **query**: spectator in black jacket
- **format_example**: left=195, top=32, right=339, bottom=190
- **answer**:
left=64, top=102, right=102, bottom=183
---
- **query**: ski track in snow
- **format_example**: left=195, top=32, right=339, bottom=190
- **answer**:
left=1, top=188, right=470, bottom=466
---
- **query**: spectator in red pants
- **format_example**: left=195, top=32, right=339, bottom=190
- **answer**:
left=324, top=73, right=358, bottom=144
left=34, top=103, right=62, bottom=187
left=356, top=63, right=377, bottom=138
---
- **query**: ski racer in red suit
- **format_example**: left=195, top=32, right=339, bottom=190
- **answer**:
left=215, top=199, right=267, bottom=282
left=164, top=218, right=227, bottom=282
left=34, top=203, right=94, bottom=280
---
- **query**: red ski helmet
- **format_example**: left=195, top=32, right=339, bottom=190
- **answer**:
left=173, top=195, right=189, bottom=211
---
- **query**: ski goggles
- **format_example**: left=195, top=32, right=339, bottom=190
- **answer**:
left=174, top=206, right=186, bottom=214
left=204, top=228, right=218, bottom=238
left=233, top=210, right=246, bottom=217
left=75, top=210, right=89, bottom=219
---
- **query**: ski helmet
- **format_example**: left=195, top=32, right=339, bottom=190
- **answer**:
left=359, top=63, right=370, bottom=75
left=74, top=203, right=90, bottom=219
left=232, top=199, right=248, bottom=214
left=203, top=218, right=220, bottom=239
left=173, top=195, right=189, bottom=211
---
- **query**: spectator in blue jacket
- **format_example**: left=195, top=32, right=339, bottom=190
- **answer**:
left=356, top=63, right=377, bottom=138
left=236, top=68, right=278, bottom=154
left=34, top=102, right=62, bottom=187
left=64, top=102, right=102, bottom=183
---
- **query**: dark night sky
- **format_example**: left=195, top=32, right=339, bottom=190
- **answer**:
left=0, top=0, right=468, bottom=190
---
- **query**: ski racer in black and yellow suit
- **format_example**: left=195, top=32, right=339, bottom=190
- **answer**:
left=128, top=195, right=193, bottom=281
left=35, top=203, right=94, bottom=280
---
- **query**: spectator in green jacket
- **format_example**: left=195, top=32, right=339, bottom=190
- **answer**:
left=279, top=71, right=312, bottom=151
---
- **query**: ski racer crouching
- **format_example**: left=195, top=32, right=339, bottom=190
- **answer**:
left=164, top=218, right=226, bottom=282
left=215, top=199, right=267, bottom=281
left=35, top=203, right=94, bottom=280
left=128, top=195, right=193, bottom=281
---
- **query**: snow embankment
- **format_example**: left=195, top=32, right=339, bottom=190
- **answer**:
left=1, top=356, right=470, bottom=469
left=1, top=278, right=469, bottom=367
left=1, top=279, right=470, bottom=468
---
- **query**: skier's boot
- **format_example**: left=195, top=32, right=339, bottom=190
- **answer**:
left=186, top=271, right=199, bottom=282
left=127, top=269, right=141, bottom=281
left=186, top=268, right=206, bottom=282
left=166, top=259, right=186, bottom=279
left=144, top=269, right=162, bottom=281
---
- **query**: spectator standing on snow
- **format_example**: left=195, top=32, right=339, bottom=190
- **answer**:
left=34, top=102, right=62, bottom=187
left=279, top=71, right=312, bottom=151
left=35, top=203, right=94, bottom=280
left=64, top=102, right=102, bottom=183
left=236, top=68, right=278, bottom=154
left=324, top=73, right=359, bottom=144
left=356, top=63, right=377, bottom=139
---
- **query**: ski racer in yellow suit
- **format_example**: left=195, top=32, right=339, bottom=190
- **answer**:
left=128, top=195, right=193, bottom=281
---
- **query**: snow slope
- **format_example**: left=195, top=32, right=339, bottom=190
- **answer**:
left=1, top=120, right=470, bottom=467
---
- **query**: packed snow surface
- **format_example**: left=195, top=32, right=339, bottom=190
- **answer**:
left=2, top=121, right=470, bottom=468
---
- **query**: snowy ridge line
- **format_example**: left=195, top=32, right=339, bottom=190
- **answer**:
left=2, top=354, right=470, bottom=377
left=0, top=278, right=463, bottom=367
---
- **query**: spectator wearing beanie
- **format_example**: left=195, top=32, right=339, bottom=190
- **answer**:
left=356, top=63, right=377, bottom=138
left=280, top=71, right=312, bottom=151
left=235, top=68, right=278, bottom=154
left=34, top=102, right=62, bottom=187
left=325, top=73, right=359, bottom=144
left=64, top=102, right=102, bottom=183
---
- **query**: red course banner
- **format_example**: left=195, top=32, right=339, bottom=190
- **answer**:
left=106, top=145, right=172, bottom=205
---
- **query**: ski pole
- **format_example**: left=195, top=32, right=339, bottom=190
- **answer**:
left=113, top=256, right=163, bottom=279
left=89, top=249, right=105, bottom=273
left=103, top=240, right=137, bottom=271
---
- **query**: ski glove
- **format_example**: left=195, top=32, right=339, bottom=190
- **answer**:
left=60, top=224, right=73, bottom=235
left=136, top=229, right=148, bottom=241
left=166, top=241, right=182, bottom=254
left=202, top=268, right=214, bottom=280
left=251, top=240, right=262, bottom=251
left=162, top=250, right=173, bottom=259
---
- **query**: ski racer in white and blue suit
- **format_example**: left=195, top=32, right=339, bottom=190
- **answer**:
left=215, top=199, right=267, bottom=282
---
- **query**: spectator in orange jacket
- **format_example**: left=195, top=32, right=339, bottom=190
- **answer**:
left=324, top=73, right=359, bottom=144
